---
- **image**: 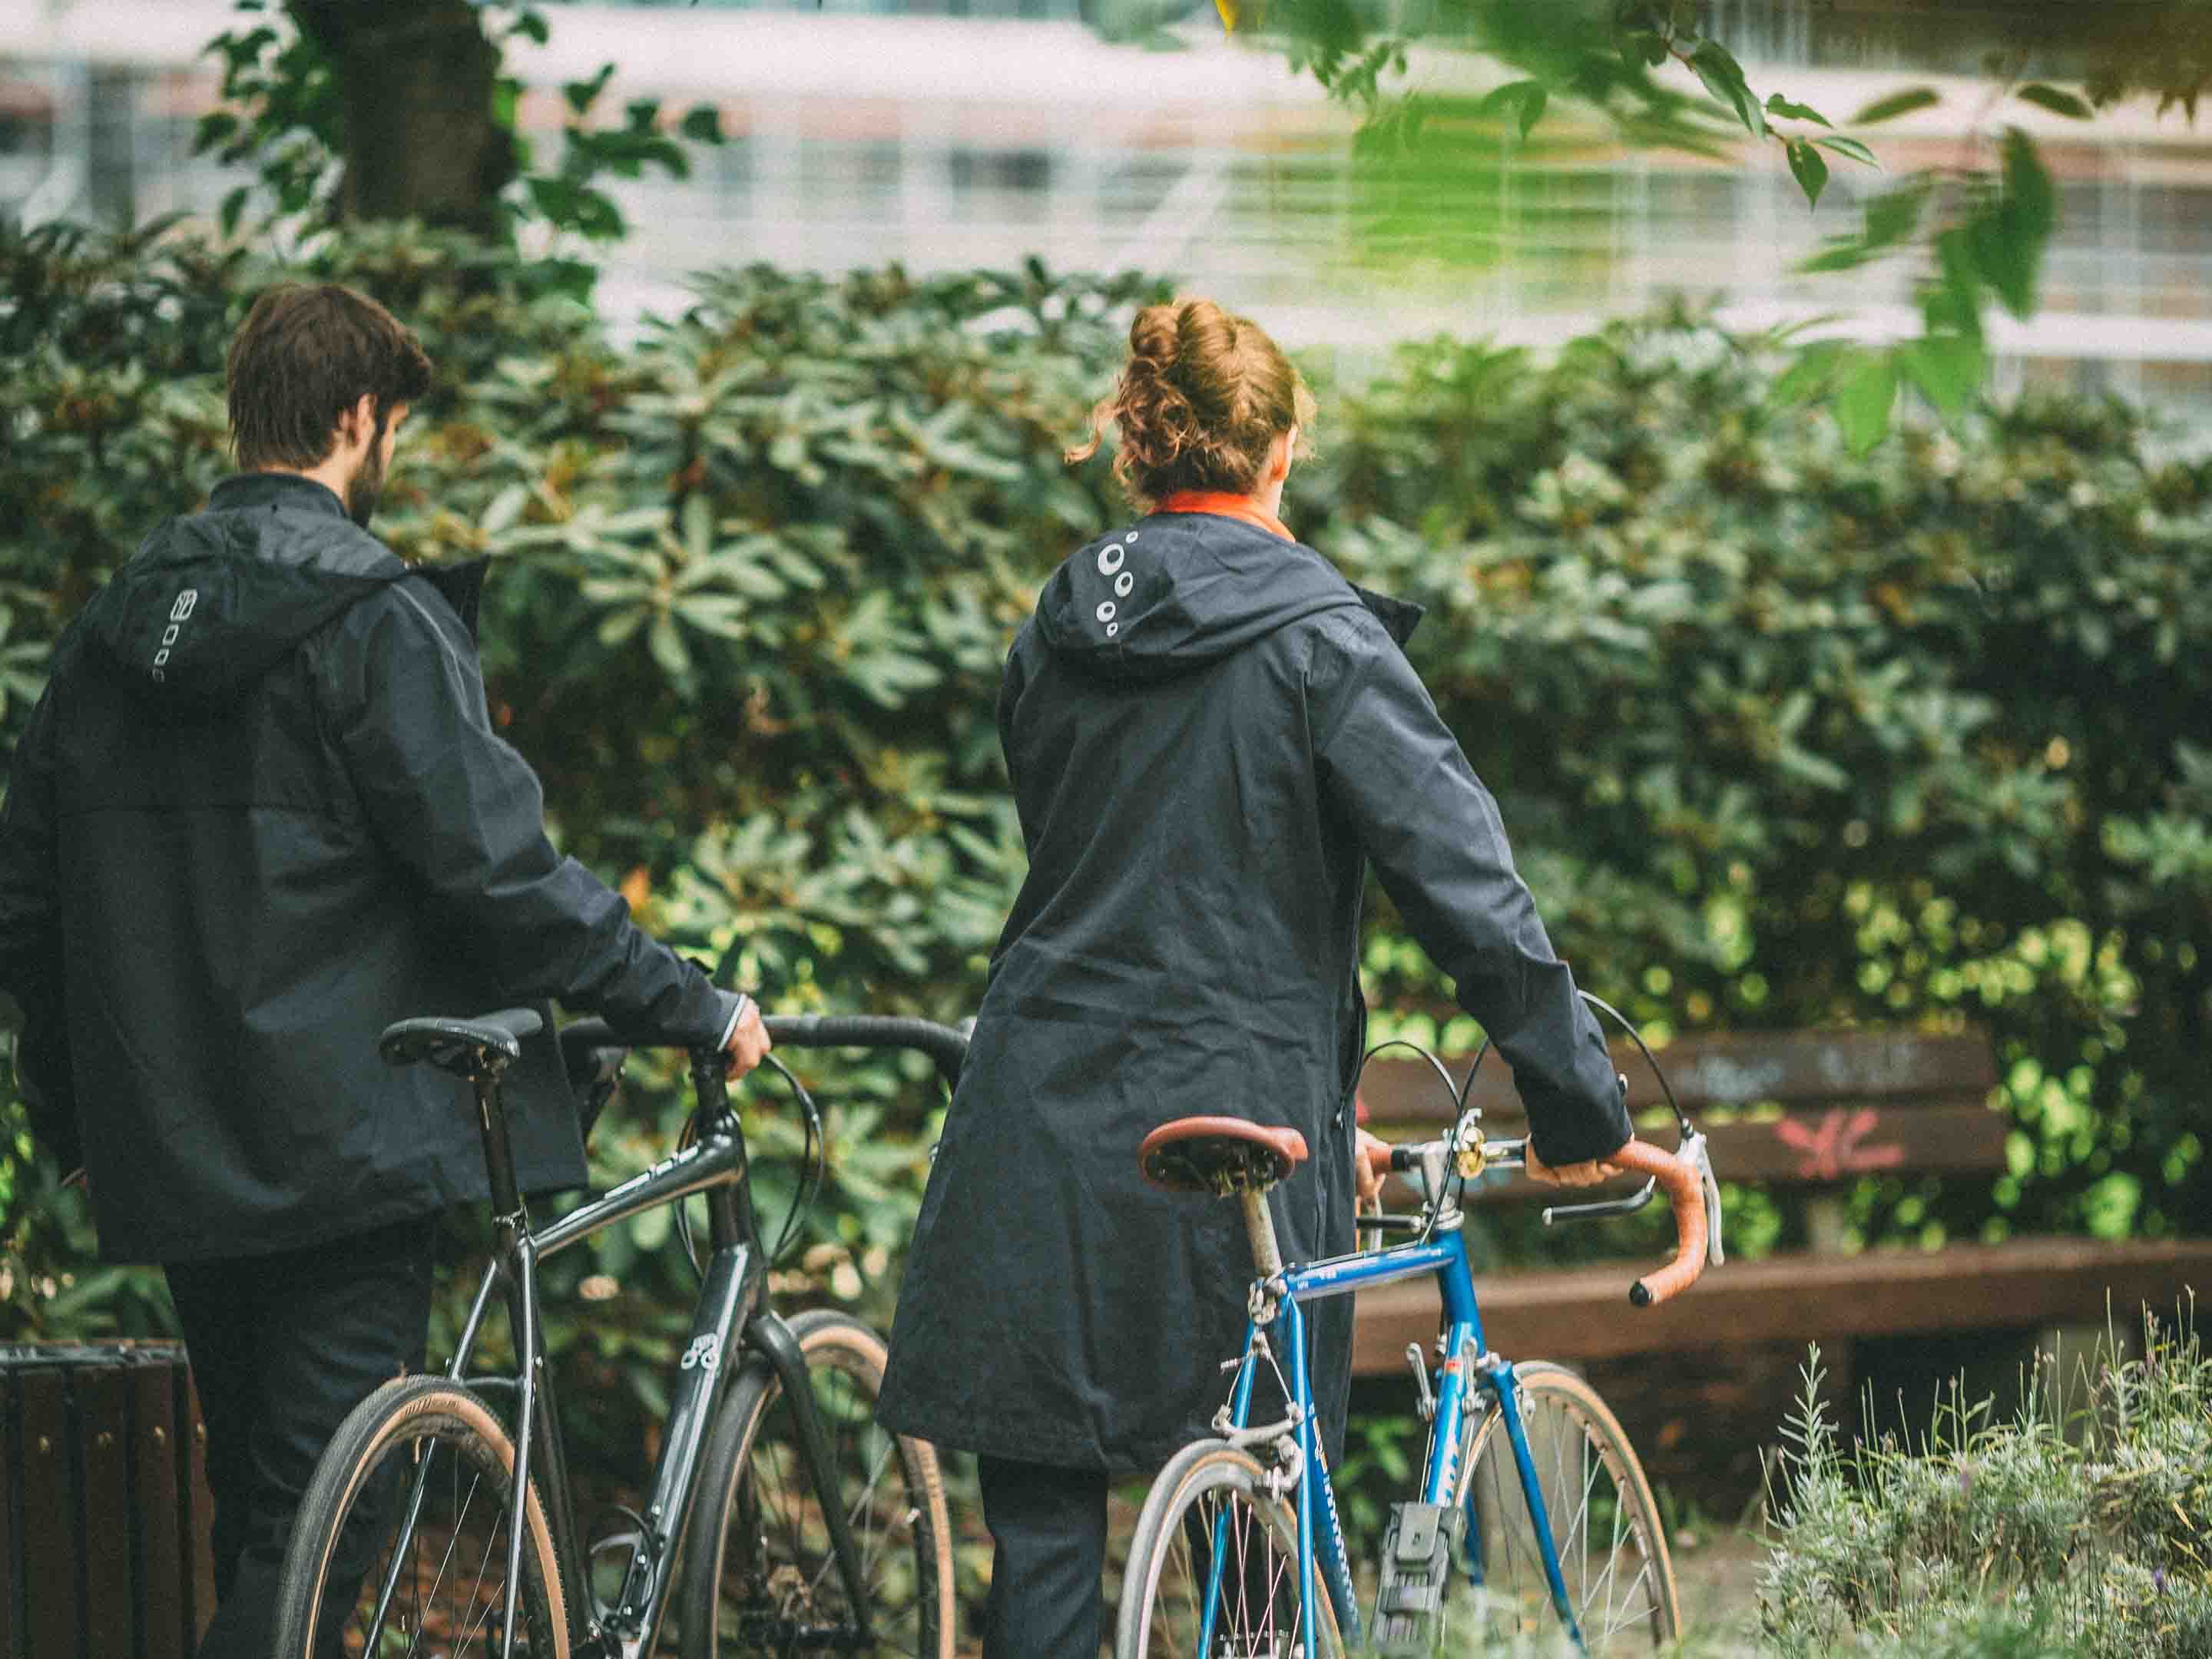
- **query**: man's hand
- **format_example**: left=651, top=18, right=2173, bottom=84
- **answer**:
left=1355, top=1127, right=1391, bottom=1208
left=1525, top=1147, right=1625, bottom=1188
left=724, top=998, right=771, bottom=1079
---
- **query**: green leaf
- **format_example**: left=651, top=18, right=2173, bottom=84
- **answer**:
left=1931, top=226, right=1985, bottom=339
left=1900, top=333, right=1986, bottom=416
left=192, top=112, right=239, bottom=156
left=219, top=186, right=251, bottom=240
left=648, top=612, right=692, bottom=680
left=1796, top=180, right=1923, bottom=274
left=481, top=483, right=529, bottom=535
left=2017, top=83, right=2091, bottom=119
left=2000, top=125, right=2056, bottom=240
left=1478, top=79, right=1548, bottom=141
left=1831, top=351, right=1898, bottom=455
left=1851, top=87, right=1939, bottom=124
left=508, top=8, right=551, bottom=46
left=1968, top=128, right=2055, bottom=319
left=1621, top=31, right=1671, bottom=68
left=1813, top=135, right=1878, bottom=167
left=1773, top=340, right=1847, bottom=403
left=1786, top=137, right=1829, bottom=209
left=1765, top=94, right=1832, bottom=127
left=563, top=63, right=616, bottom=117
left=680, top=104, right=725, bottom=145
left=1688, top=41, right=1765, bottom=140
left=1865, top=180, right=1928, bottom=246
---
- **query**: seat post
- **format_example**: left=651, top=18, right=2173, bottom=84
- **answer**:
left=472, top=1061, right=526, bottom=1224
left=1240, top=1189, right=1284, bottom=1279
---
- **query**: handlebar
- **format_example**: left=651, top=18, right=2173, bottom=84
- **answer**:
left=555, top=1013, right=969, bottom=1092
left=1366, top=1128, right=1720, bottom=1310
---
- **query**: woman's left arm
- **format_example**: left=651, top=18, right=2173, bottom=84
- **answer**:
left=1309, top=613, right=1631, bottom=1170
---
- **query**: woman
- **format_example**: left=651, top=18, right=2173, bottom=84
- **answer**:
left=875, top=298, right=1630, bottom=1654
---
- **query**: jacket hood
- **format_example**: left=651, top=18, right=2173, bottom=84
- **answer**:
left=1033, top=510, right=1422, bottom=683
left=81, top=474, right=482, bottom=711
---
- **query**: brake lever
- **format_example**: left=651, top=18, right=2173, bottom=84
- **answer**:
left=1681, top=1128, right=1725, bottom=1267
left=1541, top=1177, right=1657, bottom=1227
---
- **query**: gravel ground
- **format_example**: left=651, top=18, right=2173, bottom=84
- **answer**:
left=1671, top=1525, right=1771, bottom=1652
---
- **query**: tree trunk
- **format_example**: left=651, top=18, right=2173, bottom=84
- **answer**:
left=287, top=0, right=516, bottom=235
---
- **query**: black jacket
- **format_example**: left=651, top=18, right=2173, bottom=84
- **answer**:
left=876, top=508, right=1628, bottom=1474
left=0, top=474, right=737, bottom=1263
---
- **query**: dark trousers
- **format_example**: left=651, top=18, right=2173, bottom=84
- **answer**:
left=980, top=1454, right=1288, bottom=1657
left=164, top=1216, right=437, bottom=1659
left=979, top=1455, right=1111, bottom=1658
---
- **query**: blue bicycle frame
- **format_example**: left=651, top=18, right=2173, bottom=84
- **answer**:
left=1204, top=1224, right=1583, bottom=1657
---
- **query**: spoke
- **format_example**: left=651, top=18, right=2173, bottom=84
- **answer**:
left=1567, top=1417, right=1601, bottom=1596
left=1167, top=1502, right=1198, bottom=1650
left=406, top=1452, right=481, bottom=1643
left=454, top=1492, right=513, bottom=1653
left=1596, top=1556, right=1656, bottom=1643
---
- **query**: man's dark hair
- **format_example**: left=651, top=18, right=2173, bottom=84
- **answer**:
left=226, top=283, right=435, bottom=472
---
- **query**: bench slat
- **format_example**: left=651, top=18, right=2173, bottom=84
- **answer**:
left=1432, top=1098, right=2011, bottom=1196
left=1359, top=1028, right=1999, bottom=1126
left=1350, top=1236, right=2212, bottom=1369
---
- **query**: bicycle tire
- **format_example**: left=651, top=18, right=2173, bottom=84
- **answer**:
left=1455, top=1361, right=1680, bottom=1654
left=272, top=1373, right=570, bottom=1659
left=674, top=1309, right=955, bottom=1657
left=1115, top=1438, right=1345, bottom=1659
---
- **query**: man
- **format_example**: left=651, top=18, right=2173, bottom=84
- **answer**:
left=0, top=282, right=770, bottom=1656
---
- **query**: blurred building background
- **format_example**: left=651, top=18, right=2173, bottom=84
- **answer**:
left=4, top=0, right=2209, bottom=424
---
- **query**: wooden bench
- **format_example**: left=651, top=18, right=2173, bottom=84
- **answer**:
left=1349, top=1027, right=2212, bottom=1497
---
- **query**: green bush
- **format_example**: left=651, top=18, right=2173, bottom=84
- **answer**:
left=1297, top=312, right=2212, bottom=1257
left=1760, top=1320, right=2212, bottom=1657
left=3, top=220, right=2207, bottom=1455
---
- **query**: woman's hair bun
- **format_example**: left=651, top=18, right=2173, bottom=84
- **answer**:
left=1065, top=297, right=1316, bottom=508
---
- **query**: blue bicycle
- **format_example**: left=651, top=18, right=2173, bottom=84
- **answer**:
left=1114, top=1035, right=1721, bottom=1657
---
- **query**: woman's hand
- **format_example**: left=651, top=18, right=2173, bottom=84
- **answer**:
left=1355, top=1128, right=1391, bottom=1208
left=1525, top=1147, right=1625, bottom=1188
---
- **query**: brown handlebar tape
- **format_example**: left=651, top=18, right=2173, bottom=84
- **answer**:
left=1606, top=1137, right=1710, bottom=1307
left=1360, top=1134, right=1709, bottom=1307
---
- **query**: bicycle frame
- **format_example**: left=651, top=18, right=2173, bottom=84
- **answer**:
left=394, top=1050, right=876, bottom=1659
left=1207, top=1221, right=1584, bottom=1656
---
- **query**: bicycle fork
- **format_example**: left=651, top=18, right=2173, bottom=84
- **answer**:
left=1473, top=1356, right=1584, bottom=1651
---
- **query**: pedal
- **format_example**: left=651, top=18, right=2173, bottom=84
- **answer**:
left=1370, top=1501, right=1461, bottom=1657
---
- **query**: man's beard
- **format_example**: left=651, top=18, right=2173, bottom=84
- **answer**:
left=345, top=418, right=389, bottom=528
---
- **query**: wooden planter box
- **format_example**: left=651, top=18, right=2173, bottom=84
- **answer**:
left=0, top=1341, right=214, bottom=1659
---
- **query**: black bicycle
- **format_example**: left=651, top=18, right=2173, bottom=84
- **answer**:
left=270, top=1006, right=969, bottom=1658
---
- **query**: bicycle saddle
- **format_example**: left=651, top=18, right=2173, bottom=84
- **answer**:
left=379, top=1008, right=545, bottom=1077
left=1138, top=1117, right=1309, bottom=1197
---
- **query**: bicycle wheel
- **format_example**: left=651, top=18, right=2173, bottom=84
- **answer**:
left=674, top=1309, right=954, bottom=1657
left=1115, top=1438, right=1343, bottom=1659
left=1455, top=1361, right=1679, bottom=1653
left=273, top=1374, right=570, bottom=1658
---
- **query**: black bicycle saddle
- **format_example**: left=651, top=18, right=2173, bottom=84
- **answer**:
left=379, top=1008, right=545, bottom=1078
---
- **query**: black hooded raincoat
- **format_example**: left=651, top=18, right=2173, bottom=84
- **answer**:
left=876, top=508, right=1629, bottom=1475
left=0, top=474, right=737, bottom=1263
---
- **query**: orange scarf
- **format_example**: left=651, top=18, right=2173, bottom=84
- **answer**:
left=1156, top=491, right=1293, bottom=544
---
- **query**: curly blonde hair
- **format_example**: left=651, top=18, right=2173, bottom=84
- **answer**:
left=1066, top=298, right=1316, bottom=507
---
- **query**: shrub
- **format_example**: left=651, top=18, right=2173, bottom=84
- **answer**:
left=3, top=220, right=2207, bottom=1458
left=1759, top=1316, right=2212, bottom=1657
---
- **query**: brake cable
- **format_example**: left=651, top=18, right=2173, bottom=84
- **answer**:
left=1361, top=1037, right=1467, bottom=1247
left=674, top=1051, right=828, bottom=1282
